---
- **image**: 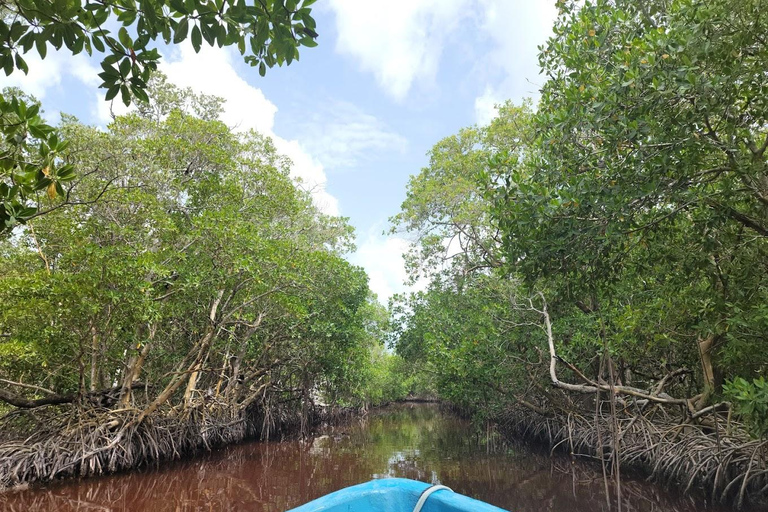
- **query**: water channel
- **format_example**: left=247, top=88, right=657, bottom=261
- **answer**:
left=0, top=404, right=752, bottom=511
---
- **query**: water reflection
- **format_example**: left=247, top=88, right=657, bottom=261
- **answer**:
left=0, top=404, right=751, bottom=511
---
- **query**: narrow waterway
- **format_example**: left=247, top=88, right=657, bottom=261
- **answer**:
left=0, top=404, right=750, bottom=511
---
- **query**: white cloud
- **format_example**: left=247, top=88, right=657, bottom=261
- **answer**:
left=69, top=57, right=101, bottom=88
left=163, top=45, right=277, bottom=134
left=0, top=45, right=128, bottom=127
left=474, top=87, right=501, bottom=126
left=350, top=227, right=428, bottom=304
left=472, top=1, right=558, bottom=122
left=328, top=0, right=556, bottom=119
left=328, top=0, right=470, bottom=101
left=272, top=137, right=339, bottom=215
left=294, top=100, right=407, bottom=170
left=4, top=52, right=63, bottom=99
left=42, top=109, right=61, bottom=125
left=4, top=51, right=99, bottom=101
left=2, top=50, right=115, bottom=126
left=161, top=45, right=339, bottom=215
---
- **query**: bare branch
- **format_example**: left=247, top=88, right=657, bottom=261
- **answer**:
left=534, top=292, right=691, bottom=406
left=0, top=378, right=56, bottom=396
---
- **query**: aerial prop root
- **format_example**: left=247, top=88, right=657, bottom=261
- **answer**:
left=496, top=294, right=768, bottom=507
left=0, top=393, right=360, bottom=491
left=496, top=400, right=768, bottom=508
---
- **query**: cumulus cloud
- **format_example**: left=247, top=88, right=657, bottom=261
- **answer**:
left=350, top=227, right=429, bottom=305
left=4, top=51, right=99, bottom=101
left=474, top=87, right=502, bottom=126
left=472, top=0, right=557, bottom=123
left=294, top=100, right=407, bottom=170
left=4, top=52, right=63, bottom=99
left=4, top=50, right=109, bottom=125
left=328, top=0, right=470, bottom=101
left=328, top=0, right=556, bottom=121
left=161, top=44, right=339, bottom=215
left=271, top=137, right=338, bottom=215
left=93, top=94, right=133, bottom=126
left=163, top=45, right=277, bottom=134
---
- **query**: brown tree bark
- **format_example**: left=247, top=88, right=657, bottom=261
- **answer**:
left=119, top=323, right=156, bottom=407
left=694, top=334, right=717, bottom=411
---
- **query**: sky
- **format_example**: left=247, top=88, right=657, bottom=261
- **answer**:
left=3, top=0, right=558, bottom=304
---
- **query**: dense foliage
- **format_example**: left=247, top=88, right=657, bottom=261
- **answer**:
left=389, top=4, right=768, bottom=504
left=0, top=78, right=391, bottom=428
left=392, top=0, right=767, bottom=431
left=1, top=0, right=318, bottom=231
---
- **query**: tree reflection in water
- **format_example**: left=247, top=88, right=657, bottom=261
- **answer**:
left=0, top=404, right=749, bottom=511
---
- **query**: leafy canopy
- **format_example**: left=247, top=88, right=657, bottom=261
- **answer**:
left=1, top=0, right=319, bottom=103
left=1, top=0, right=318, bottom=232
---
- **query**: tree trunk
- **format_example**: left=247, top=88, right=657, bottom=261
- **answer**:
left=183, top=365, right=200, bottom=408
left=90, top=325, right=99, bottom=392
left=694, top=334, right=717, bottom=410
left=119, top=323, right=156, bottom=407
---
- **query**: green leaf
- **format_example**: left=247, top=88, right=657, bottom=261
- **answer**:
left=103, top=53, right=121, bottom=65
left=120, top=84, right=131, bottom=106
left=105, top=84, right=121, bottom=101
left=14, top=54, right=28, bottom=74
left=131, top=84, right=149, bottom=103
left=17, top=206, right=37, bottom=219
left=299, top=36, right=317, bottom=48
left=2, top=55, right=13, bottom=76
left=169, top=0, right=188, bottom=15
left=35, top=35, right=47, bottom=59
left=117, top=7, right=138, bottom=26
left=118, top=27, right=132, bottom=48
left=200, top=22, right=215, bottom=46
left=18, top=32, right=35, bottom=53
left=119, top=57, right=131, bottom=78
left=174, top=18, right=189, bottom=44
left=191, top=24, right=202, bottom=52
left=28, top=124, right=48, bottom=139
left=26, top=104, right=40, bottom=119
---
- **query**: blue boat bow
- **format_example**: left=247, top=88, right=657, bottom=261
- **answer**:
left=288, top=478, right=508, bottom=512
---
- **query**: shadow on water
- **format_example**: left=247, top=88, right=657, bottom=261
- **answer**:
left=0, top=404, right=754, bottom=511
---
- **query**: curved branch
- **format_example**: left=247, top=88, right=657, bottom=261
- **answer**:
left=535, top=292, right=690, bottom=407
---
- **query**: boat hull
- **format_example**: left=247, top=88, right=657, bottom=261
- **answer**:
left=288, top=478, right=508, bottom=512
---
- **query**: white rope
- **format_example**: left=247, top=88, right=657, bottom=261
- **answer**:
left=412, top=484, right=452, bottom=512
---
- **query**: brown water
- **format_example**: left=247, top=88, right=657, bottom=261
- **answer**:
left=0, top=404, right=751, bottom=512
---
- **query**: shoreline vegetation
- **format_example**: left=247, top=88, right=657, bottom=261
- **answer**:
left=0, top=400, right=360, bottom=492
left=1, top=0, right=766, bottom=509
left=386, top=1, right=768, bottom=509
left=442, top=398, right=768, bottom=508
left=496, top=403, right=768, bottom=509
left=3, top=398, right=765, bottom=509
left=0, top=79, right=404, bottom=493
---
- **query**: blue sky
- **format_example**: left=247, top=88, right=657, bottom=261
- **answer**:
left=3, top=1, right=557, bottom=303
